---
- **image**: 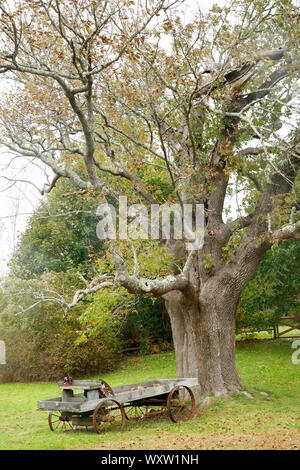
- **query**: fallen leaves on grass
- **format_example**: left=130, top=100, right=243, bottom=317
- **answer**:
left=83, top=428, right=300, bottom=451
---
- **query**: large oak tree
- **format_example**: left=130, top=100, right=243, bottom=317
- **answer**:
left=0, top=0, right=300, bottom=397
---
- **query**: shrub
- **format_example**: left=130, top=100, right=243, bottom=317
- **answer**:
left=0, top=274, right=121, bottom=382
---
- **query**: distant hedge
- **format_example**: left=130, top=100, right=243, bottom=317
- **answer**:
left=0, top=304, right=121, bottom=383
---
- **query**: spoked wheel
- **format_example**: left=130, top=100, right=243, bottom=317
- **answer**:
left=93, top=398, right=126, bottom=433
left=125, top=404, right=147, bottom=421
left=98, top=379, right=115, bottom=399
left=166, top=385, right=195, bottom=423
left=48, top=411, right=74, bottom=431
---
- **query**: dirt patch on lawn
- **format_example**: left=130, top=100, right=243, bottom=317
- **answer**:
left=86, top=428, right=300, bottom=450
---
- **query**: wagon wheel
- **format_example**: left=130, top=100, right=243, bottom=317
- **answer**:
left=125, top=404, right=147, bottom=421
left=166, top=385, right=195, bottom=423
left=48, top=411, right=74, bottom=431
left=93, top=398, right=126, bottom=433
left=98, top=379, right=115, bottom=398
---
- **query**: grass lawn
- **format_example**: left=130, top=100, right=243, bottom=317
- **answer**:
left=0, top=339, right=299, bottom=450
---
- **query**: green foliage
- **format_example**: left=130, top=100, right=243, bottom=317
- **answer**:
left=0, top=178, right=122, bottom=382
left=77, top=288, right=172, bottom=356
left=1, top=177, right=173, bottom=382
left=142, top=175, right=174, bottom=203
left=0, top=273, right=121, bottom=382
left=237, top=241, right=300, bottom=331
left=120, top=295, right=172, bottom=354
left=9, top=179, right=104, bottom=279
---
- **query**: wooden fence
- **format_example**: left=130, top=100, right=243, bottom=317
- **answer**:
left=274, top=315, right=300, bottom=339
left=236, top=314, right=300, bottom=340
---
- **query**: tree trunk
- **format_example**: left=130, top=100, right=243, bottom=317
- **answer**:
left=164, top=291, right=200, bottom=379
left=164, top=275, right=243, bottom=398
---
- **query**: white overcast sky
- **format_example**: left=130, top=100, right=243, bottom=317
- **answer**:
left=0, top=0, right=229, bottom=276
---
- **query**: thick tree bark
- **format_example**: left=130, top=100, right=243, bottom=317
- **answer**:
left=164, top=291, right=200, bottom=379
left=164, top=272, right=243, bottom=398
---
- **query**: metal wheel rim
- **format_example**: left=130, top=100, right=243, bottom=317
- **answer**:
left=92, top=398, right=126, bottom=433
left=99, top=379, right=115, bottom=398
left=48, top=411, right=74, bottom=432
left=125, top=405, right=147, bottom=421
left=166, top=385, right=195, bottom=423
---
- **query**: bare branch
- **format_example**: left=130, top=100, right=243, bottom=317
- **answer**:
left=272, top=220, right=300, bottom=241
left=66, top=273, right=115, bottom=311
left=113, top=249, right=194, bottom=298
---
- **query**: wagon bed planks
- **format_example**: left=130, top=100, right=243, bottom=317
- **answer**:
left=38, top=377, right=199, bottom=431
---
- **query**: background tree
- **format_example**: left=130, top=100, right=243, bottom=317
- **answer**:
left=0, top=0, right=300, bottom=397
left=237, top=240, right=300, bottom=333
left=0, top=180, right=119, bottom=381
left=9, top=179, right=104, bottom=278
left=0, top=176, right=172, bottom=382
left=0, top=275, right=124, bottom=382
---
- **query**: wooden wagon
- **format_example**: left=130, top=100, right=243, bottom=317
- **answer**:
left=38, top=378, right=198, bottom=433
